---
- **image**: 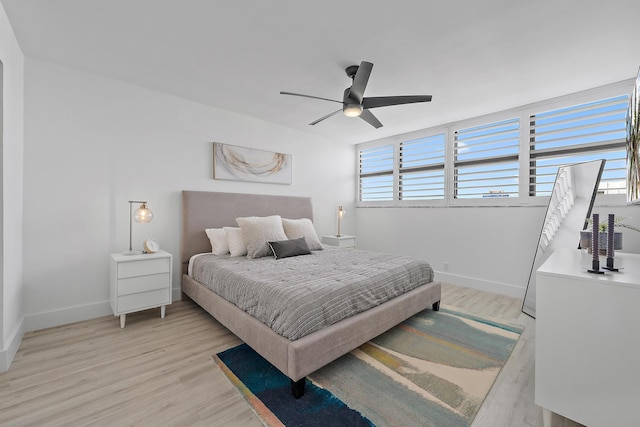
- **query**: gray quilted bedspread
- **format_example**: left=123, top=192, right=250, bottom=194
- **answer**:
left=191, top=247, right=434, bottom=340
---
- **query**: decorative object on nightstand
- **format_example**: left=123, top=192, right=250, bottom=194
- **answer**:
left=110, top=250, right=172, bottom=328
left=336, top=205, right=345, bottom=237
left=124, top=200, right=153, bottom=255
left=322, top=235, right=356, bottom=249
left=143, top=237, right=160, bottom=253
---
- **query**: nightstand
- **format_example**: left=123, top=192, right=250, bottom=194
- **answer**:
left=110, top=250, right=172, bottom=328
left=322, top=235, right=356, bottom=248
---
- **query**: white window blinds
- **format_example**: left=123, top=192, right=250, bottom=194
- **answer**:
left=359, top=144, right=394, bottom=201
left=454, top=118, right=520, bottom=199
left=356, top=85, right=630, bottom=206
left=529, top=95, right=628, bottom=196
left=399, top=134, right=445, bottom=200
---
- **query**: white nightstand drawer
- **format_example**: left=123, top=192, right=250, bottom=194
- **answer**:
left=118, top=258, right=170, bottom=279
left=117, top=289, right=170, bottom=313
left=118, top=272, right=170, bottom=296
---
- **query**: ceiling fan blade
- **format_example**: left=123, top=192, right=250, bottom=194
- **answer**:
left=362, top=95, right=432, bottom=109
left=348, top=61, right=373, bottom=103
left=359, top=109, right=383, bottom=129
left=280, top=91, right=342, bottom=104
left=309, top=109, right=342, bottom=126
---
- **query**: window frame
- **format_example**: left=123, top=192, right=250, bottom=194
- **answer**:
left=356, top=80, right=633, bottom=208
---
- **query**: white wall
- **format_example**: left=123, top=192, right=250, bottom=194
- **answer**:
left=356, top=203, right=640, bottom=298
left=22, top=58, right=355, bottom=331
left=0, top=1, right=24, bottom=372
left=356, top=206, right=541, bottom=297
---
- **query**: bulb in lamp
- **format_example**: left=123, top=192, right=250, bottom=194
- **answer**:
left=343, top=104, right=363, bottom=117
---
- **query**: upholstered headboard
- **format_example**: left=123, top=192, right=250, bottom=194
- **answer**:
left=181, top=191, right=314, bottom=273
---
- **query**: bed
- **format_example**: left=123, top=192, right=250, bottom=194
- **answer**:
left=180, top=190, right=441, bottom=398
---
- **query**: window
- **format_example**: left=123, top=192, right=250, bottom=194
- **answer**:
left=454, top=118, right=519, bottom=199
left=356, top=82, right=630, bottom=206
left=359, top=144, right=394, bottom=201
left=399, top=134, right=445, bottom=200
left=529, top=95, right=628, bottom=196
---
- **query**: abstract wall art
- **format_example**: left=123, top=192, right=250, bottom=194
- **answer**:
left=213, top=143, right=292, bottom=185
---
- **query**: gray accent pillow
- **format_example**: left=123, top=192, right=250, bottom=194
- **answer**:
left=267, top=237, right=312, bottom=260
left=282, top=218, right=323, bottom=251
left=236, top=215, right=288, bottom=259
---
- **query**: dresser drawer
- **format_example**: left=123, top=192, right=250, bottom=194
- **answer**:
left=117, top=289, right=170, bottom=313
left=117, top=272, right=170, bottom=296
left=117, top=258, right=170, bottom=279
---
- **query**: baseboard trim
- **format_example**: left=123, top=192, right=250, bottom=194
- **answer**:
left=0, top=318, right=25, bottom=373
left=25, top=289, right=185, bottom=333
left=434, top=271, right=526, bottom=299
left=24, top=301, right=113, bottom=333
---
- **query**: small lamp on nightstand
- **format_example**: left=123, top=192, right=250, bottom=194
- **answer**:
left=337, top=205, right=345, bottom=237
left=124, top=200, right=153, bottom=255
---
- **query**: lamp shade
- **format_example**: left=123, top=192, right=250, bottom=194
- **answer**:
left=134, top=203, right=153, bottom=223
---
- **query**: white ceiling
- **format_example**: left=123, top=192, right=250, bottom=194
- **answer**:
left=2, top=0, right=640, bottom=144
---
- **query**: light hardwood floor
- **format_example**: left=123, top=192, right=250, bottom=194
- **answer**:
left=0, top=283, right=562, bottom=426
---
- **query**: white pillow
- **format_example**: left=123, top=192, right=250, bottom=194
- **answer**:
left=205, top=228, right=229, bottom=255
left=236, top=215, right=288, bottom=259
left=223, top=227, right=247, bottom=257
left=282, top=218, right=323, bottom=251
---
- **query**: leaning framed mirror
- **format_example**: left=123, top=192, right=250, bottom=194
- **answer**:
left=522, top=159, right=605, bottom=318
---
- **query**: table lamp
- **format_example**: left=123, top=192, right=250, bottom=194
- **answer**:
left=337, top=205, right=345, bottom=237
left=124, top=200, right=153, bottom=255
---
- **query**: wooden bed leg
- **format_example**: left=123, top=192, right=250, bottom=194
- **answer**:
left=291, top=378, right=306, bottom=399
left=432, top=300, right=441, bottom=311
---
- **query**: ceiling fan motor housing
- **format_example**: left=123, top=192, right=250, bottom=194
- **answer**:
left=345, top=64, right=360, bottom=79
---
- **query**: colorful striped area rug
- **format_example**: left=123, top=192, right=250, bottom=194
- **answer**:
left=213, top=307, right=522, bottom=427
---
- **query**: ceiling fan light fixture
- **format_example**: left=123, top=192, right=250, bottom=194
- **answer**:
left=343, top=104, right=363, bottom=117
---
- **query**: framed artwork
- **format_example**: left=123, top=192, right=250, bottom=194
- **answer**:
left=213, top=143, right=292, bottom=185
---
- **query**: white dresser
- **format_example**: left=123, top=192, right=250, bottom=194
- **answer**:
left=110, top=250, right=173, bottom=328
left=535, top=248, right=640, bottom=427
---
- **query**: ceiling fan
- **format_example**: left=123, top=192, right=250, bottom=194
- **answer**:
left=280, top=61, right=432, bottom=129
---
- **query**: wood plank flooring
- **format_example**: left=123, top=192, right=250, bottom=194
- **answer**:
left=0, top=284, right=553, bottom=426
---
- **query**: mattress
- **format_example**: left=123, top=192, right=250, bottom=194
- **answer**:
left=190, top=247, right=434, bottom=340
